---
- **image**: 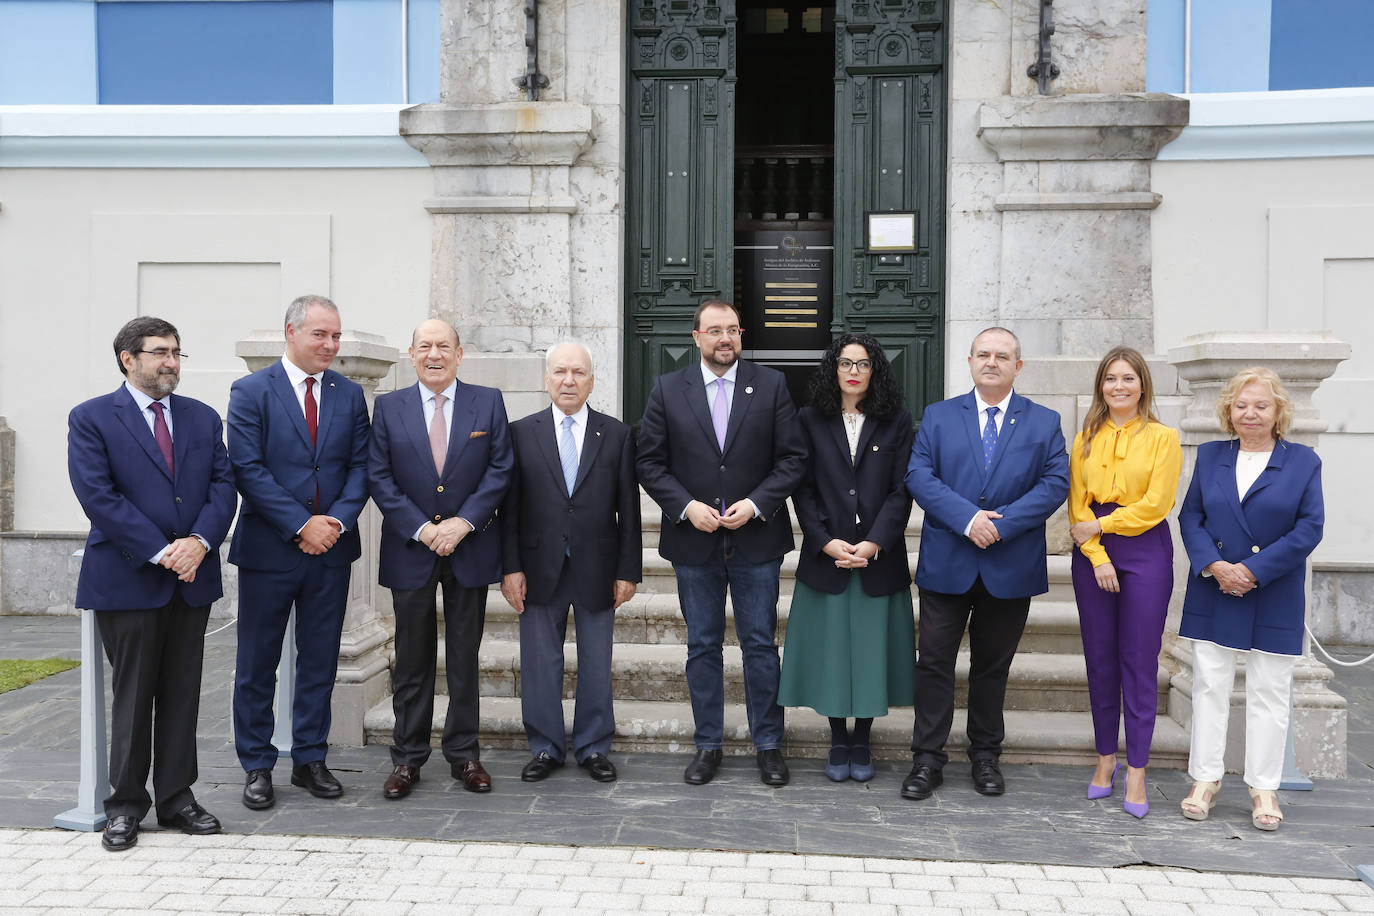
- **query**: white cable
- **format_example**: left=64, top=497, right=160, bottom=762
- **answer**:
left=1306, top=624, right=1374, bottom=667
left=207, top=618, right=237, bottom=638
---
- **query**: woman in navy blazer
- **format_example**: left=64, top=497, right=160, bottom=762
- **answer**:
left=778, top=334, right=915, bottom=783
left=1177, top=367, right=1323, bottom=831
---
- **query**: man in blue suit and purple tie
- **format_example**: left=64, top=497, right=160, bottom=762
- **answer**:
left=367, top=318, right=512, bottom=798
left=228, top=295, right=372, bottom=810
left=902, top=327, right=1069, bottom=800
left=68, top=317, right=237, bottom=851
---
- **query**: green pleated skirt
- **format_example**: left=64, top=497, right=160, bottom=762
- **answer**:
left=777, top=574, right=916, bottom=718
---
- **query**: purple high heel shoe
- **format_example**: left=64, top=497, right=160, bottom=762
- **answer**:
left=1087, top=762, right=1122, bottom=800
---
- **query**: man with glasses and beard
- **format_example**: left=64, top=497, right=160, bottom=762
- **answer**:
left=68, top=317, right=237, bottom=851
left=637, top=299, right=807, bottom=787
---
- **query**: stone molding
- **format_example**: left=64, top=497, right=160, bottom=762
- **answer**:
left=977, top=94, right=1190, bottom=162
left=994, top=191, right=1161, bottom=211
left=423, top=196, right=579, bottom=214
left=235, top=330, right=399, bottom=380
left=400, top=102, right=596, bottom=168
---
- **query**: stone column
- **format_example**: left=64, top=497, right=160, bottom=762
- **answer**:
left=1166, top=331, right=1352, bottom=777
left=236, top=330, right=400, bottom=746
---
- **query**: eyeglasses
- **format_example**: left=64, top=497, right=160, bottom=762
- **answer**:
left=838, top=358, right=872, bottom=373
left=135, top=348, right=187, bottom=361
left=698, top=327, right=742, bottom=339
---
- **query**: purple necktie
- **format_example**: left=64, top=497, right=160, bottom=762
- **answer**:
left=149, top=402, right=173, bottom=474
left=712, top=377, right=729, bottom=451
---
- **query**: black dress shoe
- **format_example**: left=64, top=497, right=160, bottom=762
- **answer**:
left=972, top=759, right=1005, bottom=796
left=101, top=815, right=139, bottom=852
left=243, top=769, right=274, bottom=810
left=521, top=751, right=564, bottom=782
left=757, top=749, right=789, bottom=787
left=901, top=763, right=943, bottom=800
left=291, top=761, right=343, bottom=799
left=579, top=753, right=617, bottom=783
left=383, top=765, right=421, bottom=800
left=157, top=802, right=221, bottom=835
left=683, top=749, right=723, bottom=785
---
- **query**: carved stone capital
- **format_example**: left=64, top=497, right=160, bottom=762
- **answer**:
left=977, top=93, right=1189, bottom=162
left=236, top=330, right=399, bottom=386
left=400, top=103, right=596, bottom=168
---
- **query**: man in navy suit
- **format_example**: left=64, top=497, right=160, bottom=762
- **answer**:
left=368, top=319, right=512, bottom=797
left=500, top=342, right=641, bottom=784
left=902, top=327, right=1069, bottom=800
left=228, top=295, right=371, bottom=810
left=637, top=299, right=807, bottom=787
left=68, top=317, right=237, bottom=851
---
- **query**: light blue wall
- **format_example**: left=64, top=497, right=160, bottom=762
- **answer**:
left=334, top=0, right=401, bottom=103
left=1145, top=0, right=1185, bottom=93
left=1189, top=0, right=1272, bottom=93
left=1270, top=0, right=1374, bottom=91
left=0, top=1, right=98, bottom=104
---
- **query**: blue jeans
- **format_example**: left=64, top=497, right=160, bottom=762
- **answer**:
left=673, top=539, right=785, bottom=750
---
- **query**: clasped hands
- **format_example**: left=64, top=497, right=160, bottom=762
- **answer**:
left=1207, top=560, right=1257, bottom=598
left=823, top=539, right=879, bottom=569
left=419, top=517, right=472, bottom=557
left=160, top=536, right=207, bottom=583
left=968, top=509, right=1003, bottom=549
left=684, top=499, right=755, bottom=533
left=296, top=515, right=343, bottom=555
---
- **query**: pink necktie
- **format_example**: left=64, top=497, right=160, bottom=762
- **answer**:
left=712, top=378, right=728, bottom=451
left=149, top=402, right=173, bottom=473
left=430, top=393, right=448, bottom=475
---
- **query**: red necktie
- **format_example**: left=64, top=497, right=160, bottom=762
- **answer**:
left=149, top=402, right=173, bottom=474
left=304, top=378, right=320, bottom=509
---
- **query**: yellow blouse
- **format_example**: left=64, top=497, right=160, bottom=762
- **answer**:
left=1068, top=417, right=1183, bottom=568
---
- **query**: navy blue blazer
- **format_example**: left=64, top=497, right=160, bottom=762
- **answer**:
left=793, top=406, right=914, bottom=596
left=904, top=391, right=1070, bottom=598
left=1178, top=438, right=1324, bottom=655
left=226, top=361, right=371, bottom=571
left=368, top=380, right=512, bottom=590
left=636, top=360, right=807, bottom=566
left=68, top=386, right=237, bottom=611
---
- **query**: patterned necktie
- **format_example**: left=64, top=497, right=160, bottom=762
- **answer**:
left=303, top=377, right=318, bottom=445
left=559, top=415, right=578, bottom=496
left=711, top=377, right=729, bottom=451
left=429, top=393, right=448, bottom=475
left=148, top=402, right=173, bottom=474
left=982, top=406, right=1000, bottom=471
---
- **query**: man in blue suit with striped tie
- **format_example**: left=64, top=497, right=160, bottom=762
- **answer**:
left=902, top=327, right=1069, bottom=800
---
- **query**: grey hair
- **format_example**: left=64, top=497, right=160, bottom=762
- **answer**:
left=546, top=341, right=595, bottom=376
left=284, top=295, right=338, bottom=335
left=971, top=326, right=1021, bottom=362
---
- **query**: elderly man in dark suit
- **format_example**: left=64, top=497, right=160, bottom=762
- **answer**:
left=68, top=317, right=237, bottom=851
left=637, top=299, right=807, bottom=787
left=228, top=295, right=372, bottom=810
left=500, top=342, right=641, bottom=783
left=368, top=318, right=512, bottom=797
left=902, top=326, right=1070, bottom=800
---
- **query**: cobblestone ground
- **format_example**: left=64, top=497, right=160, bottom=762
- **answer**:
left=3, top=828, right=1373, bottom=915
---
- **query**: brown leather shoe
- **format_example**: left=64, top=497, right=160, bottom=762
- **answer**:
left=450, top=759, right=492, bottom=793
left=383, top=765, right=420, bottom=800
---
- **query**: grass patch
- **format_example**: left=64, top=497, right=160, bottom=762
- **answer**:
left=0, top=657, right=80, bottom=694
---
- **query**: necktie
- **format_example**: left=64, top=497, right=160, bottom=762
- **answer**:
left=430, top=393, right=448, bottom=475
left=304, top=377, right=318, bottom=445
left=982, top=406, right=1000, bottom=471
left=559, top=415, right=578, bottom=496
left=149, top=402, right=173, bottom=474
left=711, top=377, right=729, bottom=452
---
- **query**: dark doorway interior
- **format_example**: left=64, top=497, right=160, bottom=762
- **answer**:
left=733, top=2, right=836, bottom=406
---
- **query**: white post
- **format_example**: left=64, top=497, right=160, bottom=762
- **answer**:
left=52, top=602, right=108, bottom=832
left=272, top=607, right=297, bottom=755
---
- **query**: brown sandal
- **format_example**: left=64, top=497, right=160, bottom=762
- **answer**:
left=1248, top=787, right=1282, bottom=831
left=1180, top=779, right=1220, bottom=821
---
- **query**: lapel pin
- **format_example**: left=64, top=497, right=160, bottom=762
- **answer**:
left=1009, top=418, right=1015, bottom=424
left=745, top=386, right=753, bottom=394
left=595, top=431, right=602, bottom=437
left=872, top=445, right=879, bottom=451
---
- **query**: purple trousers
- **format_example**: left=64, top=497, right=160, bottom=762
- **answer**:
left=1071, top=503, right=1173, bottom=767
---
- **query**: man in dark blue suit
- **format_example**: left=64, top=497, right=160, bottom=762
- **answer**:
left=902, top=327, right=1069, bottom=800
left=228, top=295, right=371, bottom=810
left=68, top=317, right=237, bottom=851
left=368, top=319, right=512, bottom=797
left=500, top=342, right=641, bottom=784
left=637, top=299, right=807, bottom=787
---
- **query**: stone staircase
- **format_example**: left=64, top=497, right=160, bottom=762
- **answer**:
left=362, top=493, right=1190, bottom=766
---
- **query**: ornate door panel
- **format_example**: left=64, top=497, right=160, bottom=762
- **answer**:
left=624, top=0, right=737, bottom=423
left=833, top=0, right=945, bottom=421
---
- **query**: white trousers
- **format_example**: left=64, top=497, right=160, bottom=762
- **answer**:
left=1187, top=639, right=1297, bottom=791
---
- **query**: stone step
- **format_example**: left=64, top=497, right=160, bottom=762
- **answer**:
left=464, top=638, right=1166, bottom=712
left=361, top=695, right=1191, bottom=768
left=479, top=589, right=1087, bottom=654
left=637, top=493, right=925, bottom=553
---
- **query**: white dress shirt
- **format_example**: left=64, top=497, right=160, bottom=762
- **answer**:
left=124, top=381, right=206, bottom=561
left=693, top=360, right=759, bottom=520
left=413, top=380, right=462, bottom=541
left=280, top=356, right=343, bottom=534
left=551, top=401, right=590, bottom=460
left=964, top=388, right=1015, bottom=537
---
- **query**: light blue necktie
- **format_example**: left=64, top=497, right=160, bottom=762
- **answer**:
left=982, top=406, right=1000, bottom=471
left=559, top=414, right=578, bottom=496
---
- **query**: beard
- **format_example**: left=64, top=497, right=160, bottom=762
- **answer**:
left=137, top=367, right=179, bottom=398
left=703, top=344, right=739, bottom=370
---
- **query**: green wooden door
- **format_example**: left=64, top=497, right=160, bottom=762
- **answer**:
left=832, top=0, right=946, bottom=421
left=624, top=0, right=737, bottom=423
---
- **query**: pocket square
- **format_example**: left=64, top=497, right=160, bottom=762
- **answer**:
left=469, top=430, right=488, bottom=439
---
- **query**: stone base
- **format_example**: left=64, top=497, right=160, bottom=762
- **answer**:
left=1312, top=561, right=1374, bottom=648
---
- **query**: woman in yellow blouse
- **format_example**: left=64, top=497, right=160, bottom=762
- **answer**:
left=1069, top=347, right=1182, bottom=818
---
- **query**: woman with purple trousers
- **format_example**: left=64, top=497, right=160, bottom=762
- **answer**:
left=1068, top=347, right=1182, bottom=819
